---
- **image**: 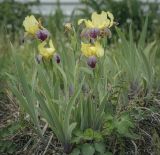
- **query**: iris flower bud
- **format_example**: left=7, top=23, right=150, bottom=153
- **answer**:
left=64, top=23, right=72, bottom=32
left=36, top=54, right=42, bottom=64
left=87, top=56, right=97, bottom=68
left=54, top=53, right=61, bottom=64
left=36, top=29, right=50, bottom=41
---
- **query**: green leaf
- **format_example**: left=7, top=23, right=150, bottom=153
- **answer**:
left=63, top=77, right=85, bottom=142
left=93, top=132, right=103, bottom=142
left=94, top=142, right=106, bottom=153
left=102, top=115, right=115, bottom=136
left=36, top=91, right=65, bottom=142
left=80, top=67, right=93, bottom=76
left=71, top=130, right=83, bottom=144
left=81, top=143, right=95, bottom=155
left=83, top=128, right=94, bottom=140
left=71, top=136, right=82, bottom=144
left=70, top=148, right=80, bottom=155
left=138, top=17, right=148, bottom=50
left=115, top=114, right=134, bottom=137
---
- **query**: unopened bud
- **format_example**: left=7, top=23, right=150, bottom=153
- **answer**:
left=87, top=56, right=97, bottom=68
left=54, top=53, right=61, bottom=64
left=64, top=23, right=72, bottom=32
left=36, top=54, right=42, bottom=64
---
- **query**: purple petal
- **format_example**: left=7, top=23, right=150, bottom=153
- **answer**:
left=89, top=28, right=100, bottom=39
left=81, top=28, right=100, bottom=39
left=36, top=29, right=50, bottom=41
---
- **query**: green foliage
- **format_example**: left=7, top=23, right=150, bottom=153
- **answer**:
left=70, top=142, right=113, bottom=155
left=70, top=148, right=81, bottom=155
left=115, top=114, right=134, bottom=137
left=9, top=46, right=85, bottom=152
left=9, top=52, right=42, bottom=137
left=102, top=113, right=136, bottom=138
left=72, top=128, right=103, bottom=144
left=108, top=19, right=157, bottom=97
left=81, top=143, right=95, bottom=155
left=0, top=122, right=22, bottom=154
left=0, top=52, right=8, bottom=85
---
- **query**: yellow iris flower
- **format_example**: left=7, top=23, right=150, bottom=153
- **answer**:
left=38, top=39, right=55, bottom=59
left=23, top=15, right=41, bottom=35
left=78, top=11, right=114, bottom=29
left=81, top=42, right=104, bottom=57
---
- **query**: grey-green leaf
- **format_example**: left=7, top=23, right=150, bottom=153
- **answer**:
left=70, top=148, right=80, bottom=155
left=94, top=142, right=106, bottom=153
left=81, top=144, right=95, bottom=155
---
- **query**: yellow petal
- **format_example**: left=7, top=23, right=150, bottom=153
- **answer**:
left=49, top=39, right=55, bottom=50
left=38, top=40, right=55, bottom=59
left=78, top=19, right=86, bottom=25
left=23, top=15, right=39, bottom=35
left=78, top=19, right=94, bottom=28
left=81, top=43, right=93, bottom=57
left=81, top=42, right=103, bottom=57
left=95, top=42, right=104, bottom=57
left=91, top=11, right=108, bottom=29
left=107, top=12, right=114, bottom=27
left=85, top=20, right=94, bottom=28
